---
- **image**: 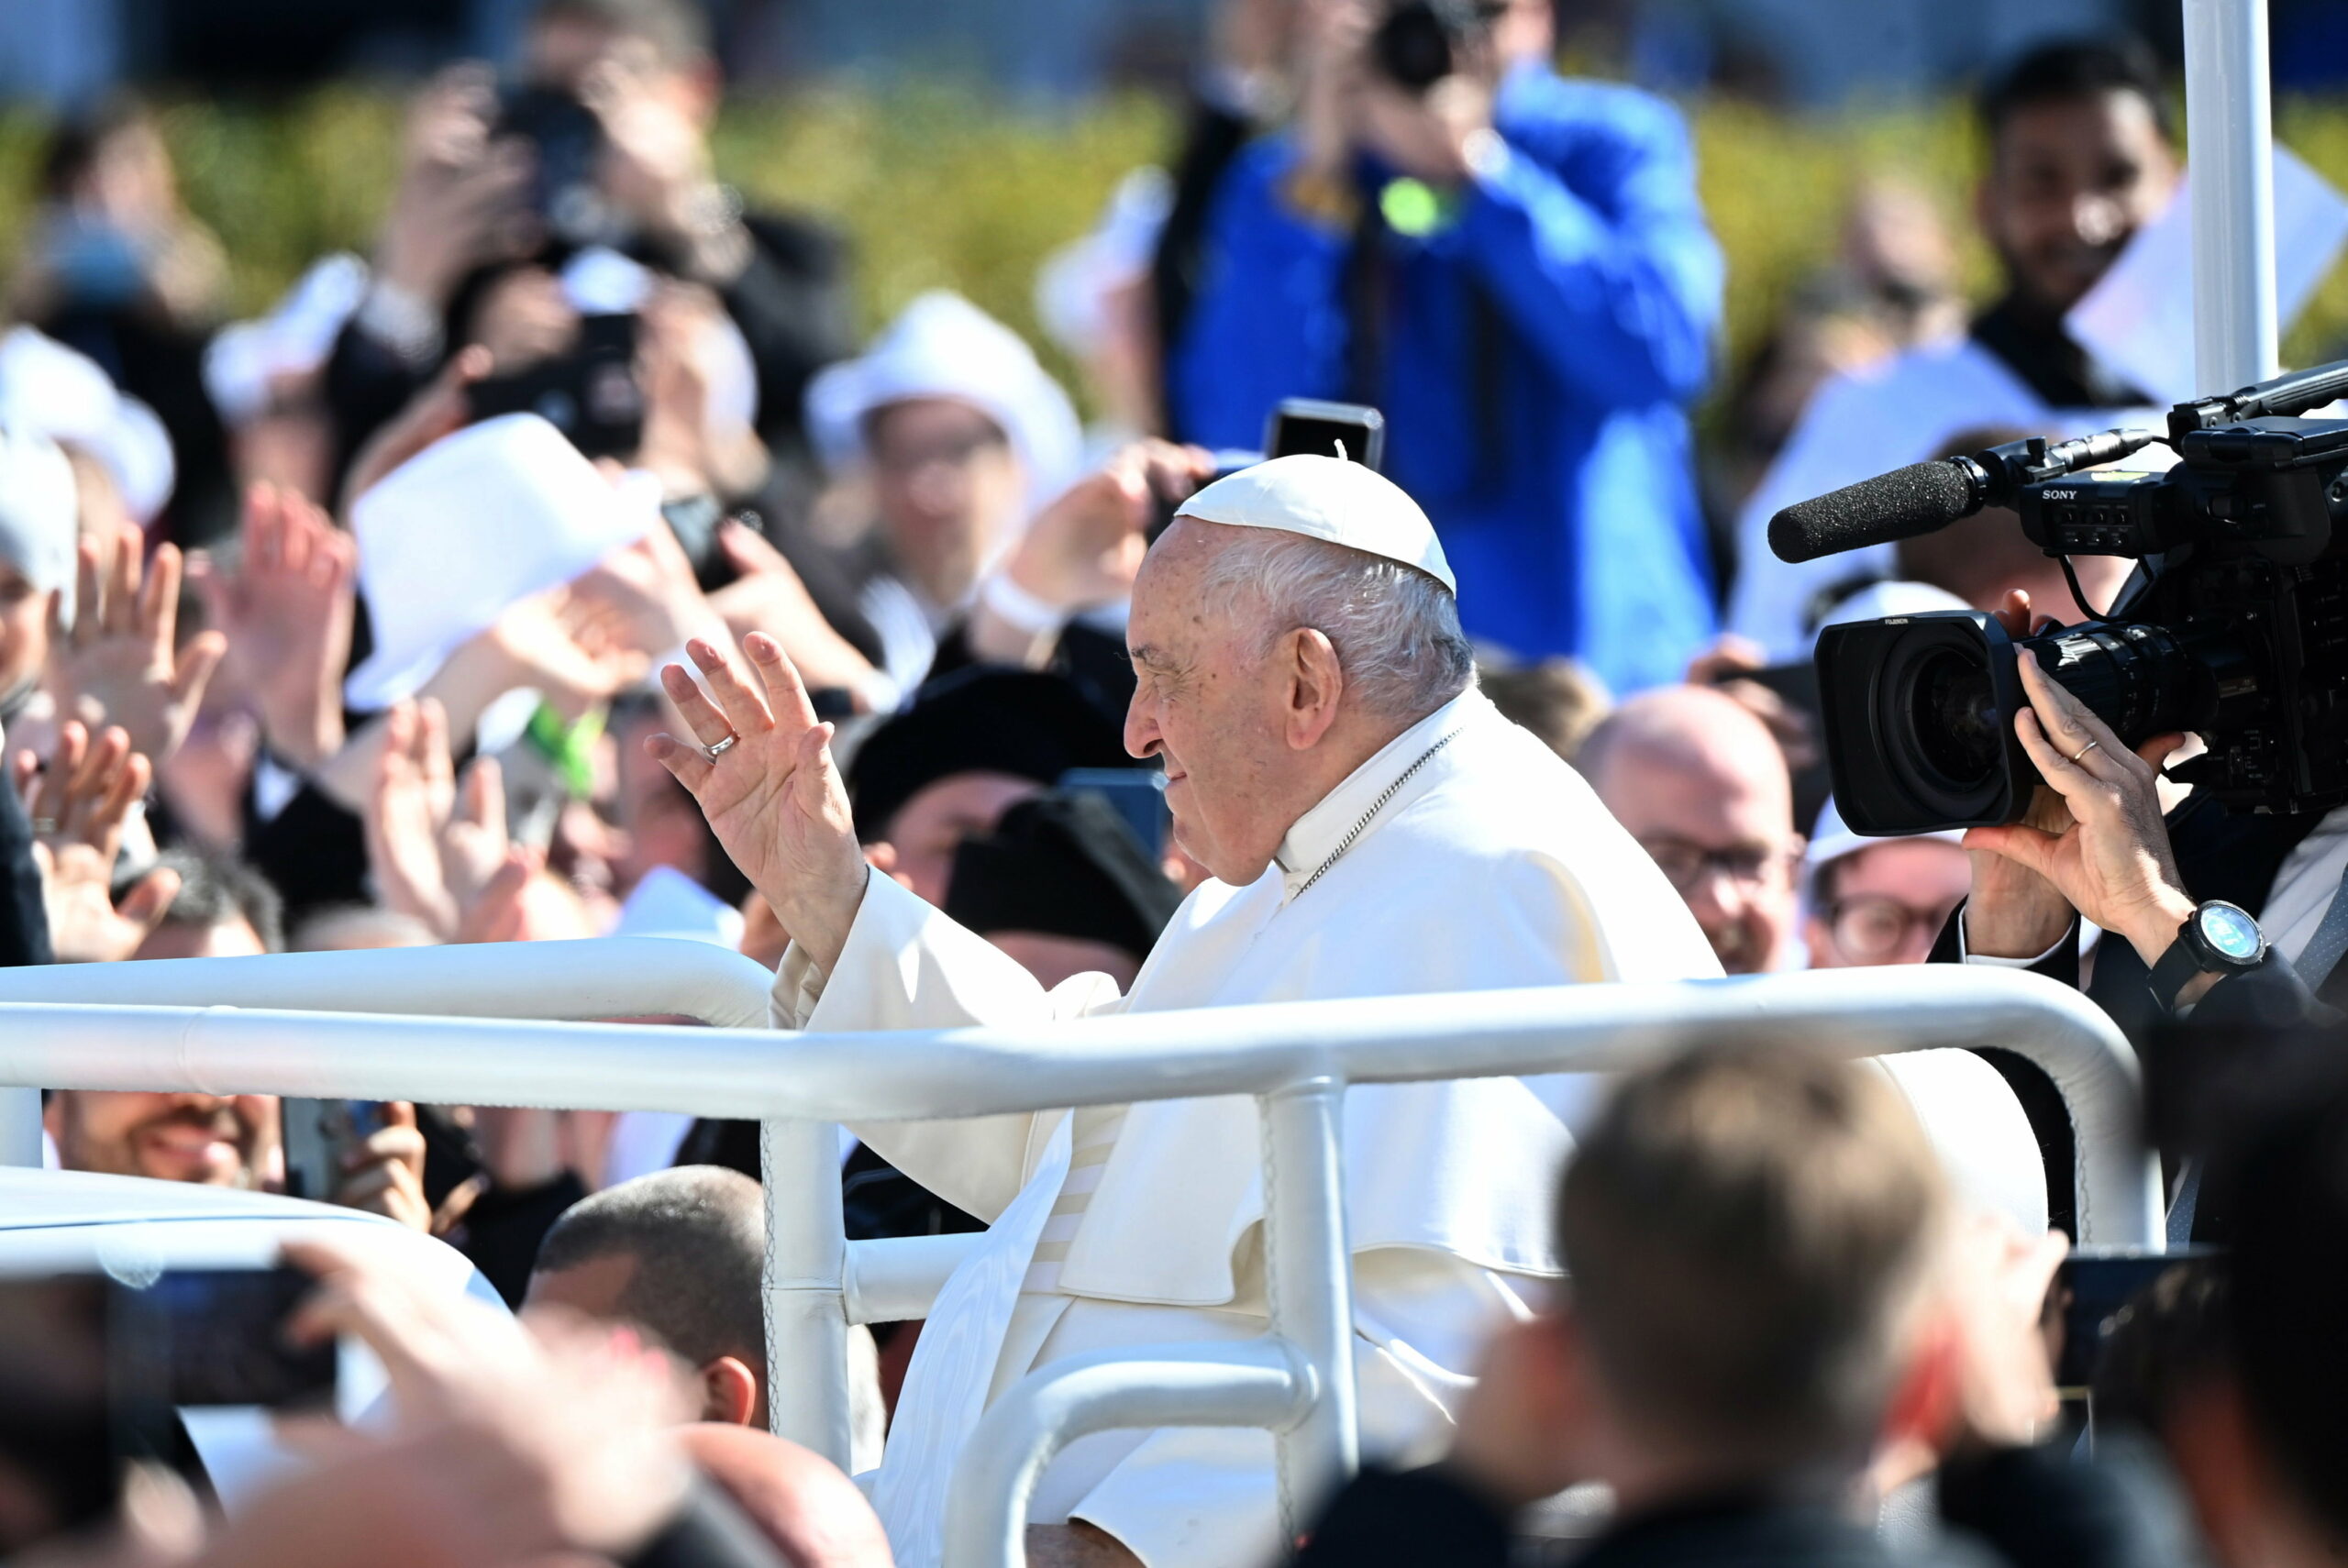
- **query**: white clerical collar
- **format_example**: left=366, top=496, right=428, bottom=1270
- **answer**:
left=1273, top=686, right=1487, bottom=900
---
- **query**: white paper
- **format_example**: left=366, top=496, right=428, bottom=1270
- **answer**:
left=2068, top=144, right=2348, bottom=406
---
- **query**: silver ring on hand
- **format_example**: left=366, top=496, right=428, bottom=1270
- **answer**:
left=704, top=734, right=739, bottom=761
left=2068, top=739, right=2100, bottom=765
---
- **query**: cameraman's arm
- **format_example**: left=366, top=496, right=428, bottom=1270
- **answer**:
left=1451, top=89, right=1720, bottom=408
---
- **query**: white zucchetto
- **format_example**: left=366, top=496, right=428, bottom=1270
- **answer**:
left=1172, top=454, right=1456, bottom=592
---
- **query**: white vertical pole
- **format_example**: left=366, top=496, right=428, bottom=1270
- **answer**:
left=760, top=1117, right=853, bottom=1468
left=1260, top=1079, right=1358, bottom=1543
left=2184, top=0, right=2279, bottom=392
left=0, top=1088, right=41, bottom=1166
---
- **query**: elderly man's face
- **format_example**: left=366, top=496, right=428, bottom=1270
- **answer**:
left=1123, top=521, right=1295, bottom=884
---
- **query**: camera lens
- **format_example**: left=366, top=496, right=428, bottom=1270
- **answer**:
left=1908, top=647, right=2001, bottom=789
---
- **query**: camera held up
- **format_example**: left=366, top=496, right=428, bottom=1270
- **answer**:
left=1778, top=357, right=2348, bottom=834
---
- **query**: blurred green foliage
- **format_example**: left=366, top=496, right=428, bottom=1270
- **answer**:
left=3, top=83, right=2347, bottom=411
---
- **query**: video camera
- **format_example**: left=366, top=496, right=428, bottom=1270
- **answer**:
left=1774, top=358, right=2348, bottom=834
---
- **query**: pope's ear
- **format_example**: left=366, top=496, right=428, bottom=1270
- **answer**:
left=1284, top=627, right=1346, bottom=750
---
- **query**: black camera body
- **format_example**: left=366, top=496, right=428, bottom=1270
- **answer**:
left=494, top=83, right=612, bottom=248
left=1807, top=360, right=2348, bottom=834
left=1370, top=0, right=1499, bottom=93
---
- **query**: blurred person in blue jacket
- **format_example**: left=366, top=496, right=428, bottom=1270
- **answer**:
left=1166, top=0, right=1723, bottom=694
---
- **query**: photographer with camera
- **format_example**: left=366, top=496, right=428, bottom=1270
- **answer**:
left=324, top=0, right=853, bottom=506
left=1165, top=0, right=1722, bottom=695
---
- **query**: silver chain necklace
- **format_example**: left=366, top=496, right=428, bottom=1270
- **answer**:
left=1293, top=729, right=1464, bottom=899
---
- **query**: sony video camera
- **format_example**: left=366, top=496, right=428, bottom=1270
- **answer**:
left=1773, top=358, right=2348, bottom=834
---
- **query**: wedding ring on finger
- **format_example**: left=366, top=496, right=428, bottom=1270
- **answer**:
left=2068, top=739, right=2100, bottom=766
left=704, top=734, right=739, bottom=761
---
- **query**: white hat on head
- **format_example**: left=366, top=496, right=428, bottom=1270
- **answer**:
left=1173, top=454, right=1456, bottom=592
left=804, top=291, right=1084, bottom=519
left=0, top=326, right=176, bottom=524
left=0, top=426, right=80, bottom=629
left=1803, top=794, right=1967, bottom=893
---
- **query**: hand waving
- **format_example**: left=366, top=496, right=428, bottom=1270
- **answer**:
left=647, top=635, right=868, bottom=971
left=190, top=481, right=358, bottom=769
left=15, top=721, right=180, bottom=964
left=50, top=525, right=227, bottom=770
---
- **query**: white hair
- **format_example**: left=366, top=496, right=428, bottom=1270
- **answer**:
left=1195, top=528, right=1475, bottom=723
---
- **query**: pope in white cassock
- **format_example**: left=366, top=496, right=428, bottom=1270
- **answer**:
left=648, top=457, right=1722, bottom=1568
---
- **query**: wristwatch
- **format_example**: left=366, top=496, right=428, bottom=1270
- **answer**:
left=2146, top=900, right=2268, bottom=1012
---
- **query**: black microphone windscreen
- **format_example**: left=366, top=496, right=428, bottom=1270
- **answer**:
left=1768, top=461, right=1977, bottom=565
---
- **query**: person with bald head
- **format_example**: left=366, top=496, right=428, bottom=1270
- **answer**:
left=646, top=455, right=1717, bottom=1568
left=1578, top=687, right=1805, bottom=975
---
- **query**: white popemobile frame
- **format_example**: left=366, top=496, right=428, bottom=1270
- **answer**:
left=0, top=7, right=2274, bottom=1560
left=0, top=947, right=2153, bottom=1566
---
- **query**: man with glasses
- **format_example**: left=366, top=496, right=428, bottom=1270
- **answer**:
left=1802, top=799, right=1969, bottom=969
left=1578, top=685, right=1803, bottom=975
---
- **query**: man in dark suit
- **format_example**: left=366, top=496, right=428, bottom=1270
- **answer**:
left=1293, top=1044, right=2167, bottom=1568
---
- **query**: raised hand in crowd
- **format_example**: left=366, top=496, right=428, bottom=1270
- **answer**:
left=582, top=59, right=749, bottom=287
left=966, top=439, right=1218, bottom=665
left=322, top=1099, right=433, bottom=1232
left=565, top=516, right=729, bottom=670
left=370, top=66, right=536, bottom=335
left=1958, top=591, right=2199, bottom=986
left=181, top=1238, right=711, bottom=1568
left=649, top=635, right=867, bottom=972
left=188, top=482, right=357, bottom=770
left=13, top=721, right=178, bottom=964
left=637, top=283, right=770, bottom=500
left=705, top=519, right=879, bottom=697
left=361, top=697, right=534, bottom=942
left=48, top=525, right=226, bottom=773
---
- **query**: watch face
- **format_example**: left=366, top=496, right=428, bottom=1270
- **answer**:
left=2198, top=902, right=2265, bottom=961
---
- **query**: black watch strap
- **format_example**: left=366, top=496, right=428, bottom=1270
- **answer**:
left=2146, top=933, right=2210, bottom=1015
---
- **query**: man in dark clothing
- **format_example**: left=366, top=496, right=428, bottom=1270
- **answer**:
left=322, top=0, right=853, bottom=506
left=1295, top=1043, right=2177, bottom=1568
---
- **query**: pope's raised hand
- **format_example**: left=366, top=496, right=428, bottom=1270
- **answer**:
left=647, top=633, right=869, bottom=972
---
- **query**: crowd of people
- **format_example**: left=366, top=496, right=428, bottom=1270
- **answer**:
left=0, top=0, right=2344, bottom=1565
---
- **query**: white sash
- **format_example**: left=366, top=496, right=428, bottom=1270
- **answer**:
left=869, top=1113, right=1074, bottom=1568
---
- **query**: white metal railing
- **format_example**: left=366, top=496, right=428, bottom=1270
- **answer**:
left=0, top=947, right=2154, bottom=1568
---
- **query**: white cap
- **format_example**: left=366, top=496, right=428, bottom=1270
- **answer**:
left=1173, top=454, right=1456, bottom=592
left=0, top=426, right=79, bottom=629
left=1804, top=794, right=1967, bottom=883
left=0, top=325, right=176, bottom=524
left=345, top=414, right=657, bottom=710
left=805, top=291, right=1084, bottom=520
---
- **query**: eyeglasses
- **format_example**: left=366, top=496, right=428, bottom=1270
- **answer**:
left=869, top=424, right=1009, bottom=478
left=1637, top=836, right=1801, bottom=895
left=1826, top=893, right=1962, bottom=964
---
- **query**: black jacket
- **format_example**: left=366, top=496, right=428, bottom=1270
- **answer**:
left=1296, top=1445, right=2183, bottom=1568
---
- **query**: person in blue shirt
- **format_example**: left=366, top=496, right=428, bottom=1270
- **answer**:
left=1167, top=0, right=1722, bottom=695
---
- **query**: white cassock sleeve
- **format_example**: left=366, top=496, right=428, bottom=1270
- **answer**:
left=1060, top=1249, right=1536, bottom=1568
left=771, top=868, right=1128, bottom=1221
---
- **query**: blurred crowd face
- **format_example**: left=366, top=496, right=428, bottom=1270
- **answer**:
left=1584, top=690, right=1801, bottom=975
left=866, top=398, right=1025, bottom=609
left=46, top=1091, right=271, bottom=1187
left=0, top=565, right=53, bottom=701
left=873, top=772, right=1043, bottom=906
left=1806, top=839, right=1970, bottom=968
left=1980, top=87, right=2178, bottom=316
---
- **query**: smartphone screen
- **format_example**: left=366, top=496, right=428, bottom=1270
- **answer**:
left=1265, top=398, right=1386, bottom=470
left=2055, top=1249, right=2216, bottom=1394
left=115, top=1268, right=337, bottom=1412
left=1059, top=768, right=1171, bottom=858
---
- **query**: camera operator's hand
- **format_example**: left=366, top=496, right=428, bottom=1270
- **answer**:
left=583, top=61, right=748, bottom=286
left=327, top=1100, right=431, bottom=1233
left=1353, top=72, right=1498, bottom=188
left=1293, top=0, right=1375, bottom=187
left=1963, top=637, right=2199, bottom=991
left=1955, top=595, right=2081, bottom=960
